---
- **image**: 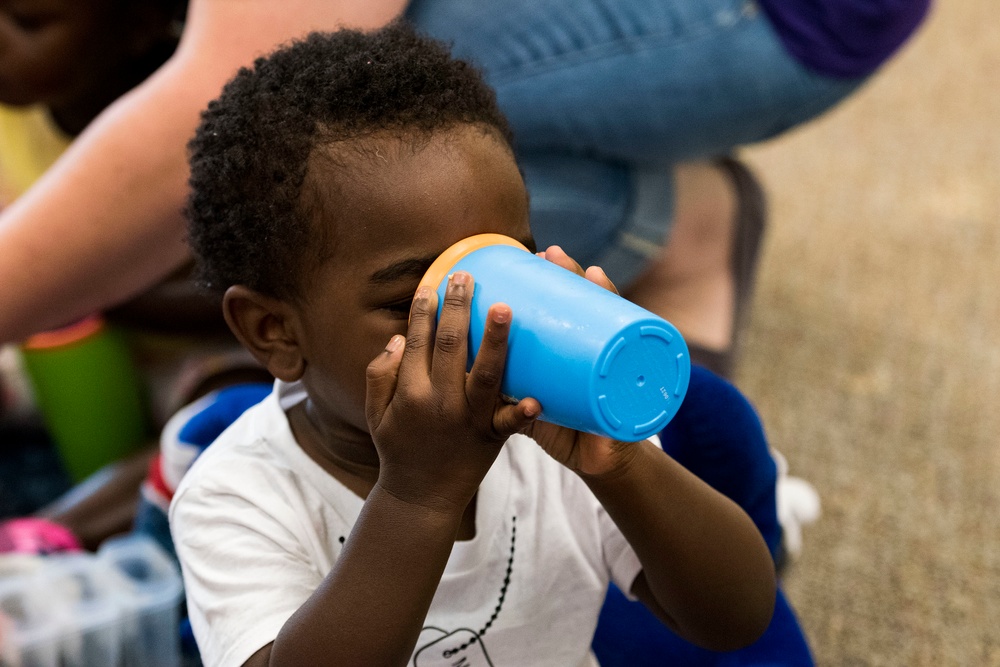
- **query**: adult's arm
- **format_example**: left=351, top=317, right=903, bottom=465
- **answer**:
left=0, top=0, right=407, bottom=345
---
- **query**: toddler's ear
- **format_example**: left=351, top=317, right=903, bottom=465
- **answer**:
left=223, top=286, right=305, bottom=382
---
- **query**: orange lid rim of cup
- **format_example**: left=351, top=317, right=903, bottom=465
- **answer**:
left=416, top=233, right=529, bottom=294
left=23, top=315, right=105, bottom=350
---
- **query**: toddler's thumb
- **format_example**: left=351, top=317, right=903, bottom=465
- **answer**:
left=365, top=335, right=404, bottom=428
left=493, top=398, right=540, bottom=439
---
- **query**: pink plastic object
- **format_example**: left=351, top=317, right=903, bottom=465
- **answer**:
left=0, top=519, right=81, bottom=555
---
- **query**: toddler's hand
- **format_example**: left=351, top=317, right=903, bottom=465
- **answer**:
left=523, top=247, right=636, bottom=478
left=365, top=271, right=539, bottom=513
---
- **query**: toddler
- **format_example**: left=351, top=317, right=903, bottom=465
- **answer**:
left=172, top=24, right=776, bottom=667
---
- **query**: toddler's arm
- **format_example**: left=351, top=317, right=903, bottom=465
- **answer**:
left=585, top=439, right=776, bottom=650
left=251, top=273, right=538, bottom=667
left=529, top=247, right=776, bottom=651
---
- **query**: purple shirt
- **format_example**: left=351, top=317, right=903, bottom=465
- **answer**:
left=757, top=0, right=932, bottom=78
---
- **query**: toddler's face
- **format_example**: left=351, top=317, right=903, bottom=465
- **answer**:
left=291, top=125, right=533, bottom=441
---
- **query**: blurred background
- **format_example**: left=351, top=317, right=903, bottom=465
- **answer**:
left=737, top=0, right=1000, bottom=663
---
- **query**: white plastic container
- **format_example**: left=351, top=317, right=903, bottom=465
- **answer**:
left=0, top=535, right=183, bottom=667
left=0, top=556, right=61, bottom=667
left=40, top=553, right=128, bottom=667
left=98, top=534, right=184, bottom=667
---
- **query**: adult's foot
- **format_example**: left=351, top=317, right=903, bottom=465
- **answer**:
left=623, top=158, right=766, bottom=379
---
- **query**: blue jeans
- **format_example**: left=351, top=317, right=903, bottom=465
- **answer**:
left=406, top=0, right=863, bottom=287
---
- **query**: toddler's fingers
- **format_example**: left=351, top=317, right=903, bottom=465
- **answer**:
left=538, top=245, right=585, bottom=277
left=399, top=286, right=437, bottom=385
left=365, top=335, right=405, bottom=430
left=431, top=271, right=473, bottom=388
left=584, top=265, right=619, bottom=295
left=466, top=303, right=512, bottom=409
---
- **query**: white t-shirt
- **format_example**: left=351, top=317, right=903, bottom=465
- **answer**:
left=170, top=381, right=644, bottom=667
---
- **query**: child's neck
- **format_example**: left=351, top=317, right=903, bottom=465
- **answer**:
left=286, top=401, right=478, bottom=541
left=288, top=401, right=380, bottom=499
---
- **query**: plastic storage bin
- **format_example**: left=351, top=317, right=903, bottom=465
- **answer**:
left=0, top=557, right=62, bottom=667
left=40, top=554, right=127, bottom=667
left=0, top=535, right=183, bottom=667
left=98, top=535, right=184, bottom=667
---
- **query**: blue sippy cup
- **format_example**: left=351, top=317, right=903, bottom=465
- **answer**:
left=417, top=234, right=690, bottom=441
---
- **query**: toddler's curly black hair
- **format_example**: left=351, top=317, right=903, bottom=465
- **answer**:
left=186, top=22, right=513, bottom=299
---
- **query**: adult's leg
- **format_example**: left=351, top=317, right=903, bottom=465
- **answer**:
left=407, top=0, right=862, bottom=356
left=406, top=0, right=864, bottom=164
left=625, top=162, right=741, bottom=356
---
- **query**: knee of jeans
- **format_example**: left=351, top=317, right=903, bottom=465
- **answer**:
left=763, top=70, right=867, bottom=141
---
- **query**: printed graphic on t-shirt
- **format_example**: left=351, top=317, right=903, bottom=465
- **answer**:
left=415, top=628, right=494, bottom=666
left=413, top=516, right=516, bottom=666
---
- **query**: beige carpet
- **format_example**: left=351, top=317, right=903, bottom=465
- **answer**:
left=736, top=2, right=1000, bottom=664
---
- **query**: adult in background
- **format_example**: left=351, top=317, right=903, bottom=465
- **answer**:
left=0, top=0, right=929, bottom=377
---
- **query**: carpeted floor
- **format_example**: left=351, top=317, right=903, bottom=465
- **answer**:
left=736, top=2, right=1000, bottom=664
